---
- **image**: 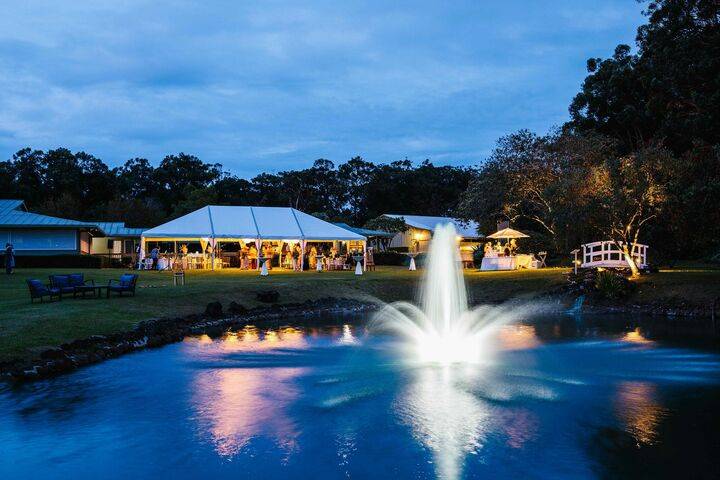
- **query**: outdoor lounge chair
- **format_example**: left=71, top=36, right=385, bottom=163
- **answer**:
left=107, top=273, right=138, bottom=297
left=27, top=279, right=62, bottom=303
left=49, top=273, right=94, bottom=298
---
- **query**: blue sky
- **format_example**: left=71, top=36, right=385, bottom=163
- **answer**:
left=0, top=1, right=646, bottom=177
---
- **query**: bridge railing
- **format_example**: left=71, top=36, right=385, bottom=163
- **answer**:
left=580, top=240, right=648, bottom=269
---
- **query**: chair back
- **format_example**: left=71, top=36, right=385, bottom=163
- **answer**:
left=119, top=273, right=138, bottom=287
left=49, top=275, right=70, bottom=288
left=27, top=279, right=47, bottom=294
left=68, top=273, right=84, bottom=287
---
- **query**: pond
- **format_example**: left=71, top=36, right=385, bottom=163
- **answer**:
left=1, top=315, right=719, bottom=479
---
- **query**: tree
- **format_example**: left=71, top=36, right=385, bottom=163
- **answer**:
left=586, top=144, right=670, bottom=275
left=363, top=215, right=408, bottom=251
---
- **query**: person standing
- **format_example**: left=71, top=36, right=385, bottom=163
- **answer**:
left=150, top=246, right=160, bottom=270
left=5, top=243, right=15, bottom=274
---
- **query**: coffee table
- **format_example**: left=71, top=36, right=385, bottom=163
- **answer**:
left=74, top=285, right=109, bottom=298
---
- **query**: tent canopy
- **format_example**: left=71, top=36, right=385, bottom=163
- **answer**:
left=487, top=227, right=529, bottom=239
left=141, top=206, right=366, bottom=241
left=383, top=214, right=482, bottom=238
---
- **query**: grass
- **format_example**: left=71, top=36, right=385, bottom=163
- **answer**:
left=1, top=264, right=718, bottom=363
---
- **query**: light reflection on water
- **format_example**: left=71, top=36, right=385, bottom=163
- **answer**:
left=1, top=320, right=719, bottom=479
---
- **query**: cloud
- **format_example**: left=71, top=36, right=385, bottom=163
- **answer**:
left=0, top=0, right=645, bottom=173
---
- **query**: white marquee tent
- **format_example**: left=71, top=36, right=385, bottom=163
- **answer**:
left=140, top=205, right=366, bottom=270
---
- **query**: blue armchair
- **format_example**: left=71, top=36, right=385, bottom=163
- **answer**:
left=27, top=279, right=62, bottom=303
left=107, top=273, right=138, bottom=298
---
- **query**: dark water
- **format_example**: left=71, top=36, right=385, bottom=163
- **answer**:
left=1, top=316, right=719, bottom=479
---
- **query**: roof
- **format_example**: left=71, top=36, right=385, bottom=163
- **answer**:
left=332, top=222, right=396, bottom=238
left=487, top=227, right=529, bottom=239
left=142, top=206, right=366, bottom=241
left=93, top=222, right=145, bottom=237
left=0, top=199, right=26, bottom=215
left=0, top=199, right=101, bottom=230
left=383, top=214, right=482, bottom=238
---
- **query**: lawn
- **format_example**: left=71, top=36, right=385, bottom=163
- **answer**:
left=1, top=265, right=718, bottom=363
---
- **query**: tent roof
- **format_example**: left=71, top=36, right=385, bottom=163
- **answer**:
left=142, top=206, right=366, bottom=241
left=332, top=222, right=396, bottom=238
left=383, top=214, right=482, bottom=238
left=487, top=227, right=529, bottom=239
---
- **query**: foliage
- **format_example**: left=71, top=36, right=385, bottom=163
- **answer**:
left=363, top=216, right=408, bottom=233
left=458, top=0, right=720, bottom=260
left=373, top=251, right=408, bottom=266
left=0, top=152, right=472, bottom=229
left=594, top=269, right=632, bottom=300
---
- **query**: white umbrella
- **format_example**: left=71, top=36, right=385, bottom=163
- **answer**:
left=487, top=227, right=529, bottom=239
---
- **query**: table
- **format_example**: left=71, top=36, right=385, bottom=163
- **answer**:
left=515, top=254, right=535, bottom=269
left=480, top=256, right=516, bottom=271
left=74, top=285, right=109, bottom=298
left=480, top=254, right=539, bottom=271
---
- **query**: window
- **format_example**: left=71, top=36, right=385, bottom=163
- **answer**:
left=107, top=239, right=115, bottom=250
left=11, top=229, right=76, bottom=250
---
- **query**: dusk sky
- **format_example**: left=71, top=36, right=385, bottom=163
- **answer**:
left=0, top=1, right=646, bottom=177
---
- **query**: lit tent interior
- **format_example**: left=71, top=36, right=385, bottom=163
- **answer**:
left=140, top=206, right=367, bottom=270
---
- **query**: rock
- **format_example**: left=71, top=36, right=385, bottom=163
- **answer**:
left=40, top=347, right=67, bottom=360
left=204, top=301, right=223, bottom=318
left=256, top=290, right=280, bottom=303
left=227, top=301, right=247, bottom=315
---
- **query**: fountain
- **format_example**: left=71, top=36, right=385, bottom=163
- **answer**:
left=375, top=223, right=528, bottom=365
left=374, top=223, right=535, bottom=479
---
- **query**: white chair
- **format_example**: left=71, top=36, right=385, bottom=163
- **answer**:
left=536, top=251, right=547, bottom=268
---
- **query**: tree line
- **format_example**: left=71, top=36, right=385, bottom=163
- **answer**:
left=1, top=0, right=718, bottom=263
left=0, top=150, right=474, bottom=232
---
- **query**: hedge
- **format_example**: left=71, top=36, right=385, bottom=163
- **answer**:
left=2, top=254, right=103, bottom=269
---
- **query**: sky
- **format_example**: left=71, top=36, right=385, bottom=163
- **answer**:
left=0, top=0, right=646, bottom=177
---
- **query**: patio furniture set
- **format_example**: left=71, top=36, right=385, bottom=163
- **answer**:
left=26, top=273, right=139, bottom=303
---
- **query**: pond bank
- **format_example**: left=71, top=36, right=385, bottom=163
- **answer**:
left=3, top=293, right=719, bottom=382
left=0, top=298, right=377, bottom=382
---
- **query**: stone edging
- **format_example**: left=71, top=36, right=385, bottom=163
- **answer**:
left=0, top=298, right=378, bottom=382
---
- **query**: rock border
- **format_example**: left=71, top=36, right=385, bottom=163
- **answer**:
left=0, top=298, right=377, bottom=382
left=2, top=294, right=716, bottom=382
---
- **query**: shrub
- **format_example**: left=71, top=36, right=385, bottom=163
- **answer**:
left=374, top=251, right=407, bottom=266
left=594, top=269, right=631, bottom=299
left=5, top=254, right=103, bottom=269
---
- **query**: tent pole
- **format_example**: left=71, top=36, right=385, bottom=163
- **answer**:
left=300, top=240, right=306, bottom=272
left=211, top=236, right=215, bottom=271
left=139, top=236, right=146, bottom=270
left=363, top=240, right=367, bottom=271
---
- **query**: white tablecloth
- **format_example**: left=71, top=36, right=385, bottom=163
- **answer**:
left=515, top=254, right=535, bottom=269
left=480, top=256, right=516, bottom=271
left=480, top=254, right=538, bottom=270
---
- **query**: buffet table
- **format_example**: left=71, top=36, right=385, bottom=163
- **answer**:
left=480, top=254, right=537, bottom=271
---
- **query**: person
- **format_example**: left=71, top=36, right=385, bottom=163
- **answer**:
left=308, top=246, right=317, bottom=269
left=504, top=245, right=511, bottom=257
left=248, top=244, right=258, bottom=269
left=292, top=244, right=300, bottom=271
left=5, top=243, right=15, bottom=274
left=509, top=239, right=518, bottom=255
left=150, top=246, right=160, bottom=270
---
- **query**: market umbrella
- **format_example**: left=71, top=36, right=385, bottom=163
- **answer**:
left=487, top=227, right=529, bottom=239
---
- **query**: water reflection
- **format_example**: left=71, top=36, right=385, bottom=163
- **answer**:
left=614, top=381, right=667, bottom=446
left=622, top=327, right=654, bottom=345
left=187, top=327, right=309, bottom=460
left=396, top=366, right=490, bottom=480
left=497, top=325, right=540, bottom=351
